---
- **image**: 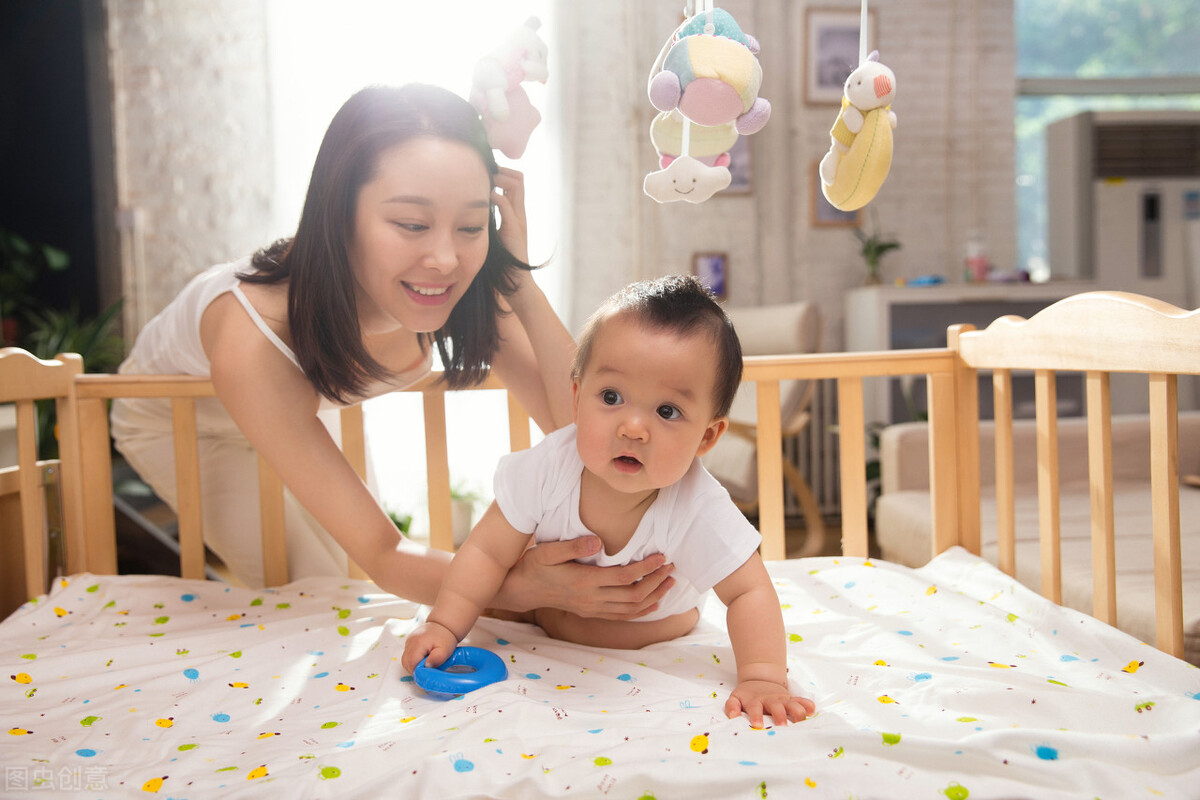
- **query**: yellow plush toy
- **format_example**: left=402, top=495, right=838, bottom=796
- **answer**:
left=819, top=51, right=897, bottom=212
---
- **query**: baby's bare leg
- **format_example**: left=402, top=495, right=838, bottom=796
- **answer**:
left=533, top=607, right=700, bottom=649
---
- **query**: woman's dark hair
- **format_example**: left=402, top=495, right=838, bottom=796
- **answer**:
left=243, top=84, right=528, bottom=402
left=573, top=274, right=743, bottom=418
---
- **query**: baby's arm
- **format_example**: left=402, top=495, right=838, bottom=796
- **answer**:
left=401, top=502, right=531, bottom=673
left=714, top=553, right=815, bottom=727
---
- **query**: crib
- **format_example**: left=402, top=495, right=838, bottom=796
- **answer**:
left=2, top=290, right=1198, bottom=798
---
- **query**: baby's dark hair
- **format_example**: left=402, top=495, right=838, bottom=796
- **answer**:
left=573, top=275, right=743, bottom=418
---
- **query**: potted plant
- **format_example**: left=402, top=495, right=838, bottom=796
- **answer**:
left=0, top=229, right=70, bottom=345
left=852, top=214, right=901, bottom=285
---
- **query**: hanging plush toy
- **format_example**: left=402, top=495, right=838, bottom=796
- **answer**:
left=643, top=4, right=770, bottom=204
left=819, top=51, right=897, bottom=212
left=470, top=16, right=549, bottom=159
left=818, top=1, right=897, bottom=212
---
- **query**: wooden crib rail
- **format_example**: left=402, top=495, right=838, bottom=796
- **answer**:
left=71, top=372, right=530, bottom=585
left=952, top=291, right=1200, bottom=660
left=54, top=347, right=960, bottom=585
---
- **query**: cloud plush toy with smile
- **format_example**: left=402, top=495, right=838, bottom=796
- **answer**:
left=642, top=155, right=732, bottom=204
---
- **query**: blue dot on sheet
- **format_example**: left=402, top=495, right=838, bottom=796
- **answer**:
left=617, top=674, right=632, bottom=681
left=453, top=757, right=474, bottom=772
left=1059, top=655, right=1079, bottom=662
left=588, top=729, right=603, bottom=734
left=183, top=668, right=199, bottom=681
left=496, top=638, right=509, bottom=646
left=912, top=673, right=932, bottom=681
left=739, top=760, right=757, bottom=765
left=357, top=596, right=369, bottom=604
left=844, top=581, right=856, bottom=589
left=211, top=713, right=230, bottom=723
left=313, top=672, right=329, bottom=679
left=76, top=749, right=96, bottom=757
left=897, top=630, right=913, bottom=636
left=1034, top=745, right=1058, bottom=760
left=941, top=656, right=959, bottom=661
left=180, top=594, right=195, bottom=602
left=525, top=673, right=541, bottom=680
left=337, top=741, right=355, bottom=748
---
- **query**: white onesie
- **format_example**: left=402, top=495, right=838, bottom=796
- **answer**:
left=493, top=424, right=762, bottom=621
left=111, top=257, right=432, bottom=587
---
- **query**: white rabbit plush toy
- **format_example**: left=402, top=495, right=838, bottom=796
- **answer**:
left=818, top=51, right=897, bottom=212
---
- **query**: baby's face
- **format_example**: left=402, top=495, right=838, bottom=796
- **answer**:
left=572, top=314, right=726, bottom=496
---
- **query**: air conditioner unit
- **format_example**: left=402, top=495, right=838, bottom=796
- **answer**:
left=1046, top=110, right=1200, bottom=414
left=1046, top=110, right=1200, bottom=309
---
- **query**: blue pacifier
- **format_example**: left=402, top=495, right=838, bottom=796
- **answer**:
left=413, top=646, right=508, bottom=699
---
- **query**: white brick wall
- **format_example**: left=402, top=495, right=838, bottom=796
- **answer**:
left=104, top=0, right=273, bottom=333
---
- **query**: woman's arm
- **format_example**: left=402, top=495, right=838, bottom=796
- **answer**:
left=203, top=292, right=452, bottom=604
left=489, top=166, right=576, bottom=431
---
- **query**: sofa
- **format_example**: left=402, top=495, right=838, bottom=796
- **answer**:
left=876, top=412, right=1200, bottom=665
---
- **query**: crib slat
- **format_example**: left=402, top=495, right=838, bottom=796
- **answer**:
left=77, top=397, right=117, bottom=574
left=992, top=370, right=1016, bottom=576
left=258, top=454, right=288, bottom=587
left=338, top=405, right=370, bottom=580
left=755, top=379, right=785, bottom=561
left=837, top=377, right=869, bottom=558
left=1034, top=370, right=1062, bottom=604
left=1085, top=371, right=1117, bottom=626
left=16, top=398, right=46, bottom=599
left=948, top=325, right=979, bottom=556
left=1148, top=373, right=1184, bottom=659
left=171, top=398, right=206, bottom=581
left=423, top=393, right=453, bottom=553
left=53, top=373, right=86, bottom=577
left=928, top=370, right=960, bottom=557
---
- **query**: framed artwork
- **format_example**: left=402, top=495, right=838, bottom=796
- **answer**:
left=725, top=135, right=752, bottom=195
left=805, top=7, right=876, bottom=105
left=810, top=161, right=861, bottom=228
left=692, top=252, right=728, bottom=299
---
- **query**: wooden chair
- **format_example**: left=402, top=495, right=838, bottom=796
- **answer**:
left=950, top=291, right=1200, bottom=660
left=703, top=301, right=827, bottom=556
left=0, top=348, right=85, bottom=612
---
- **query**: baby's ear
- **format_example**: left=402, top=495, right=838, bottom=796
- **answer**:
left=695, top=416, right=729, bottom=457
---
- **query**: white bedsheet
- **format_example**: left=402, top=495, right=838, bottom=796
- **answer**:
left=2, top=548, right=1199, bottom=799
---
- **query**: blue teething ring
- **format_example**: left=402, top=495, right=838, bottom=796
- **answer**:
left=413, top=646, right=507, bottom=698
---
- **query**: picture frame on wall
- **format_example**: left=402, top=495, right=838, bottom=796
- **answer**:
left=805, top=7, right=876, bottom=105
left=692, top=252, right=728, bottom=299
left=810, top=161, right=861, bottom=228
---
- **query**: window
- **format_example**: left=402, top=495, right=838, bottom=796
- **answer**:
left=1014, top=0, right=1200, bottom=281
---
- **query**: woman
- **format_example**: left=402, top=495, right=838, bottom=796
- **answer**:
left=111, top=84, right=673, bottom=619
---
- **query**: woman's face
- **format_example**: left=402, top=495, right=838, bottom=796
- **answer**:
left=347, top=137, right=493, bottom=335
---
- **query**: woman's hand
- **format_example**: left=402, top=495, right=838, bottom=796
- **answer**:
left=492, top=166, right=529, bottom=263
left=493, top=536, right=676, bottom=620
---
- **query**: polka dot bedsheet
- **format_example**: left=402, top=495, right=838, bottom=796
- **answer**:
left=2, top=547, right=1198, bottom=799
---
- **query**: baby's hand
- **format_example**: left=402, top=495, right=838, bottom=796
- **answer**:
left=401, top=622, right=459, bottom=674
left=725, top=680, right=815, bottom=728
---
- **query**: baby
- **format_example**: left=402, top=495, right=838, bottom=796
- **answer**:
left=402, top=275, right=814, bottom=727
